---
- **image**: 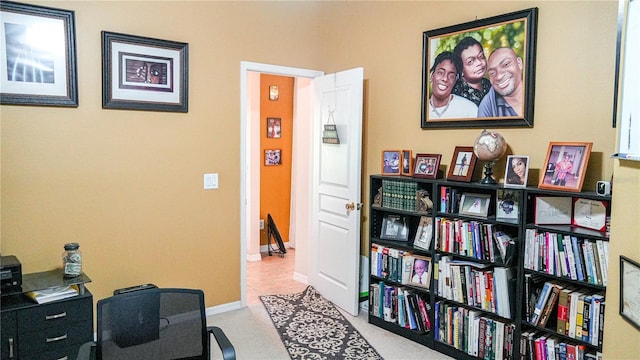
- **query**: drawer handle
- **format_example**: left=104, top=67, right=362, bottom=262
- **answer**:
left=8, top=338, right=14, bottom=358
left=45, top=311, right=67, bottom=320
left=46, top=334, right=67, bottom=343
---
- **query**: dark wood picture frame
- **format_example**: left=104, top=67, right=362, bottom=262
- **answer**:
left=413, top=153, right=441, bottom=179
left=0, top=1, right=78, bottom=107
left=538, top=142, right=592, bottom=192
left=401, top=150, right=413, bottom=176
left=267, top=117, right=281, bottom=138
left=421, top=8, right=538, bottom=128
left=620, top=255, right=640, bottom=330
left=381, top=150, right=402, bottom=175
left=102, top=31, right=188, bottom=112
left=447, top=146, right=477, bottom=182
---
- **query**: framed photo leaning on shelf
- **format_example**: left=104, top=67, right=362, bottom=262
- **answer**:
left=496, top=189, right=519, bottom=220
left=401, top=149, right=413, bottom=176
left=410, top=255, right=432, bottom=287
left=459, top=193, right=491, bottom=217
left=620, top=255, right=640, bottom=330
left=538, top=142, right=592, bottom=192
left=0, top=1, right=78, bottom=107
left=413, top=216, right=433, bottom=250
left=504, top=155, right=529, bottom=187
left=413, top=153, right=441, bottom=179
left=447, top=146, right=477, bottom=182
left=381, top=150, right=402, bottom=175
left=380, top=214, right=409, bottom=241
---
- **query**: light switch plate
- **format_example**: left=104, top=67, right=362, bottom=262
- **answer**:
left=204, top=173, right=218, bottom=189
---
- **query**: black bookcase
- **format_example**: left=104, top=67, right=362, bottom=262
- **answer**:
left=367, top=175, right=610, bottom=360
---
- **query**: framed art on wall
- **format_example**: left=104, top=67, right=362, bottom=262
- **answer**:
left=264, top=149, right=281, bottom=166
left=620, top=255, right=640, bottom=330
left=102, top=31, right=189, bottom=112
left=0, top=1, right=78, bottom=106
left=267, top=117, right=281, bottom=138
left=421, top=8, right=538, bottom=129
left=538, top=142, right=592, bottom=192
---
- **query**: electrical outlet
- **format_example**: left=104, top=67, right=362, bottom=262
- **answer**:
left=259, top=219, right=265, bottom=230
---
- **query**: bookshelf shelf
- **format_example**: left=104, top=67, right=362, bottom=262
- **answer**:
left=368, top=175, right=609, bottom=360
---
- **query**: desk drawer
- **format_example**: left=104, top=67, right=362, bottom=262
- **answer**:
left=18, top=320, right=92, bottom=358
left=17, top=295, right=92, bottom=332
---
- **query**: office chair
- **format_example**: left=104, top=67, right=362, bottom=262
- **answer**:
left=76, top=288, right=235, bottom=360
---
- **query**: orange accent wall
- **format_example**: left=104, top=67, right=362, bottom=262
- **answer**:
left=260, top=74, right=294, bottom=246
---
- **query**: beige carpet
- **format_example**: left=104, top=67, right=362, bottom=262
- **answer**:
left=207, top=302, right=453, bottom=360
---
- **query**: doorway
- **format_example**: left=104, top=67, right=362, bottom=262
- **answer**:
left=240, top=62, right=324, bottom=306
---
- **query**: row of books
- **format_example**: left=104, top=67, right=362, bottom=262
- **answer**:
left=440, top=186, right=463, bottom=214
left=524, top=229, right=609, bottom=286
left=371, top=243, right=432, bottom=285
left=434, top=301, right=516, bottom=360
left=435, top=218, right=517, bottom=265
left=434, top=254, right=516, bottom=319
left=520, top=330, right=603, bottom=360
left=525, top=276, right=605, bottom=347
left=380, top=179, right=420, bottom=211
left=369, top=282, right=431, bottom=333
left=25, top=285, right=79, bottom=304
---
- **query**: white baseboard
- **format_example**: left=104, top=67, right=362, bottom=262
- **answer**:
left=206, top=300, right=243, bottom=317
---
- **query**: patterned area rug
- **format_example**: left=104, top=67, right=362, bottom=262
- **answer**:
left=260, top=286, right=383, bottom=360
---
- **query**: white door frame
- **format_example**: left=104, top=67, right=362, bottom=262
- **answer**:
left=240, top=62, right=324, bottom=307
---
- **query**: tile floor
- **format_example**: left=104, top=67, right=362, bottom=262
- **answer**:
left=246, top=248, right=307, bottom=305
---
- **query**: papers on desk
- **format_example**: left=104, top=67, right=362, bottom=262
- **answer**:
left=25, top=285, right=79, bottom=304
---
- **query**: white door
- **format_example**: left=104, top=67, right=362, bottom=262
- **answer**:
left=309, top=68, right=364, bottom=316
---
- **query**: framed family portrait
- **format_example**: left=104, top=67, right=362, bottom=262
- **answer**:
left=102, top=31, right=189, bottom=112
left=264, top=149, right=281, bottom=166
left=447, top=146, right=477, bottom=182
left=413, top=153, right=441, bottom=179
left=0, top=1, right=78, bottom=106
left=381, top=150, right=401, bottom=175
left=538, top=142, right=592, bottom=192
left=421, top=8, right=538, bottom=129
left=459, top=193, right=491, bottom=217
left=267, top=117, right=281, bottom=138
left=401, top=150, right=413, bottom=176
left=504, top=155, right=530, bottom=187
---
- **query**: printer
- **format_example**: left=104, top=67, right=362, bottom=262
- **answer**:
left=1, top=255, right=22, bottom=292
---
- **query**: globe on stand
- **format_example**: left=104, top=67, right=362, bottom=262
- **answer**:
left=473, top=129, right=507, bottom=184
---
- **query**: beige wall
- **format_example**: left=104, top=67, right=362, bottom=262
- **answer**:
left=2, top=1, right=638, bottom=358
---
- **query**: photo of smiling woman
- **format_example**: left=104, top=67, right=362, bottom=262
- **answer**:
left=504, top=155, right=529, bottom=187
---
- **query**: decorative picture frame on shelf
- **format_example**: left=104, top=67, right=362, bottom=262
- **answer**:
left=620, top=255, right=640, bottom=330
left=380, top=214, right=409, bottom=241
left=381, top=150, right=402, bottom=175
left=538, top=142, right=592, bottom=192
left=447, top=146, right=477, bottom=182
left=102, top=31, right=189, bottom=112
left=264, top=149, right=282, bottom=166
left=504, top=155, right=530, bottom=187
left=401, top=150, right=413, bottom=176
left=458, top=193, right=491, bottom=217
left=413, top=216, right=433, bottom=251
left=496, top=189, right=519, bottom=220
left=409, top=255, right=432, bottom=287
left=534, top=196, right=572, bottom=225
left=267, top=117, right=282, bottom=138
left=572, top=198, right=608, bottom=232
left=421, top=8, right=538, bottom=129
left=413, top=153, right=441, bottom=179
left=0, top=1, right=78, bottom=107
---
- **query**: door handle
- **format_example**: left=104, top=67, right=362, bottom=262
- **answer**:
left=345, top=202, right=363, bottom=211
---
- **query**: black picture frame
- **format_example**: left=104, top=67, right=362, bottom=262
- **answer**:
left=620, top=255, right=640, bottom=330
left=0, top=1, right=78, bottom=107
left=380, top=214, right=409, bottom=241
left=421, top=8, right=538, bottom=129
left=102, top=31, right=188, bottom=112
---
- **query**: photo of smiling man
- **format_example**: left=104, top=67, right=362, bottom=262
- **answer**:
left=478, top=47, right=525, bottom=117
left=428, top=51, right=478, bottom=119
